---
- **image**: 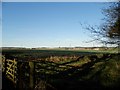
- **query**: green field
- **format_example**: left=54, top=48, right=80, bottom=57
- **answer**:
left=2, top=48, right=118, bottom=59
left=2, top=49, right=120, bottom=90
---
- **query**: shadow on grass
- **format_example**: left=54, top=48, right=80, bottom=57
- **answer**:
left=2, top=73, right=16, bottom=90
left=2, top=54, right=120, bottom=90
left=34, top=54, right=120, bottom=90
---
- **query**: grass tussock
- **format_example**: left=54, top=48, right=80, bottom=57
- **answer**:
left=82, top=54, right=120, bottom=88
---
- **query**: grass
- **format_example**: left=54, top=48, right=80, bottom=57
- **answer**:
left=2, top=49, right=120, bottom=89
left=99, top=55, right=120, bottom=87
left=34, top=53, right=120, bottom=89
left=82, top=54, right=120, bottom=88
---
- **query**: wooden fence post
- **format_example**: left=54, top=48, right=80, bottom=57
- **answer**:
left=29, top=61, right=35, bottom=90
left=13, top=58, right=17, bottom=86
left=4, top=58, right=7, bottom=76
left=16, top=61, right=23, bottom=90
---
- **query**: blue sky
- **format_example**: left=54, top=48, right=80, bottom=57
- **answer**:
left=2, top=0, right=117, bottom=2
left=2, top=0, right=118, bottom=2
left=2, top=2, right=110, bottom=48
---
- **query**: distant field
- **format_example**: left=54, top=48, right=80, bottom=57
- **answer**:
left=2, top=48, right=118, bottom=59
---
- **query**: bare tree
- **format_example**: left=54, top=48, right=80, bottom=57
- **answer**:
left=83, top=2, right=120, bottom=48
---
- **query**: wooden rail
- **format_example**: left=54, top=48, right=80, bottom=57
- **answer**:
left=2, top=55, right=79, bottom=90
left=2, top=56, right=48, bottom=90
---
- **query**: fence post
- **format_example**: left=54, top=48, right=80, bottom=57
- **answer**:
left=16, top=61, right=23, bottom=90
left=13, top=58, right=17, bottom=86
left=29, top=61, right=35, bottom=90
left=4, top=57, right=7, bottom=76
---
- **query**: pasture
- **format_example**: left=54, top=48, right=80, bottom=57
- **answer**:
left=2, top=49, right=120, bottom=90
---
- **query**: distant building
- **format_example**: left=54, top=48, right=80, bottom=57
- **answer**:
left=93, top=48, right=100, bottom=50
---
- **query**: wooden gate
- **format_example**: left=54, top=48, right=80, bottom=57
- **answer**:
left=2, top=56, right=56, bottom=90
left=5, top=58, right=17, bottom=84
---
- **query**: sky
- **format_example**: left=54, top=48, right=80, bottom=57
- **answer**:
left=2, top=2, right=111, bottom=48
left=2, top=0, right=118, bottom=2
left=0, top=2, right=2, bottom=48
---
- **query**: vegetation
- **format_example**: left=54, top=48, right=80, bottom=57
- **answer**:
left=83, top=2, right=120, bottom=47
left=2, top=48, right=118, bottom=59
left=2, top=49, right=120, bottom=90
